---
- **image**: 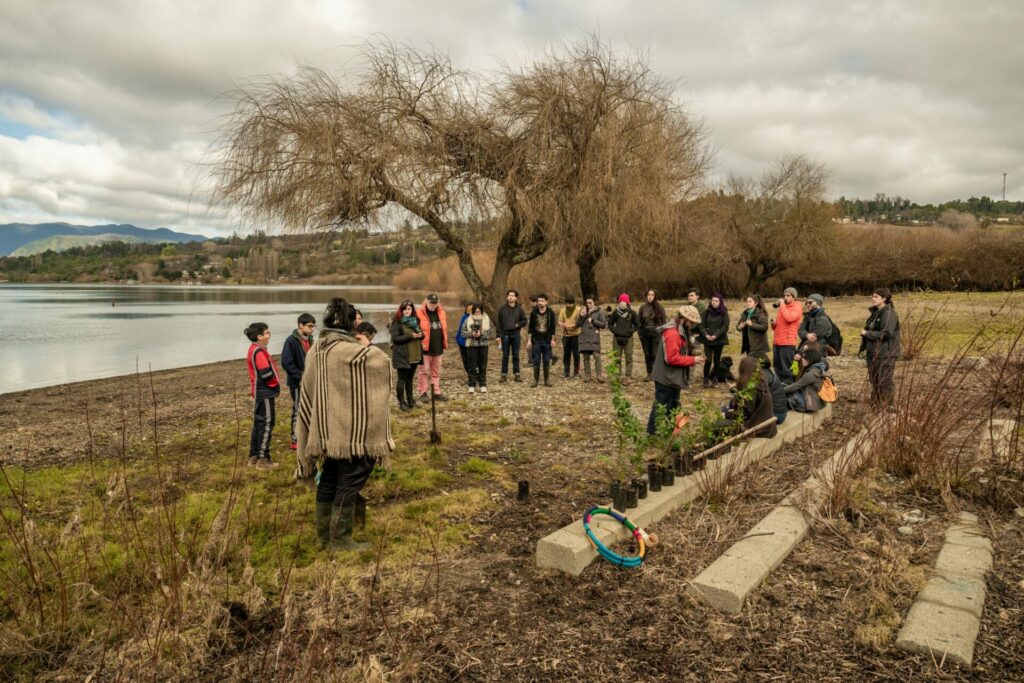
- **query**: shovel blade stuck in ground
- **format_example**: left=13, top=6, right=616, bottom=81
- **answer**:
left=429, top=392, right=442, bottom=444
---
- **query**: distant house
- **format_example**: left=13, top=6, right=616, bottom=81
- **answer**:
left=996, top=217, right=1010, bottom=223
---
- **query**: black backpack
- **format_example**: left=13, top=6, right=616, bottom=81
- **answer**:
left=822, top=314, right=844, bottom=356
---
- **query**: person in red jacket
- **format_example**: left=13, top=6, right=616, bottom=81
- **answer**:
left=646, top=305, right=703, bottom=434
left=770, top=286, right=803, bottom=383
left=244, top=322, right=281, bottom=469
left=415, top=293, right=449, bottom=401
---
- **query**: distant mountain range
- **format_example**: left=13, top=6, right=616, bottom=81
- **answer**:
left=0, top=223, right=210, bottom=257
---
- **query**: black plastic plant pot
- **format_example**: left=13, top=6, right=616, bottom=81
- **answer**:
left=661, top=467, right=675, bottom=486
left=675, top=452, right=694, bottom=475
left=609, top=480, right=623, bottom=498
left=517, top=480, right=529, bottom=501
left=692, top=453, right=706, bottom=470
left=648, top=468, right=662, bottom=492
left=612, top=487, right=629, bottom=511
left=624, top=485, right=639, bottom=509
left=633, top=478, right=648, bottom=499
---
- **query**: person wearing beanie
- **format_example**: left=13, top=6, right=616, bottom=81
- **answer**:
left=638, top=289, right=668, bottom=381
left=771, top=287, right=803, bottom=383
left=608, top=293, right=641, bottom=382
left=860, top=287, right=902, bottom=408
left=558, top=295, right=582, bottom=378
left=415, top=293, right=448, bottom=402
left=646, top=305, right=702, bottom=435
left=797, top=293, right=835, bottom=360
left=699, top=293, right=730, bottom=388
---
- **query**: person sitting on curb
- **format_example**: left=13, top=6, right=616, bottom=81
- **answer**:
left=527, top=293, right=558, bottom=387
left=462, top=302, right=494, bottom=393
left=646, top=305, right=702, bottom=435
left=281, top=312, right=315, bottom=450
left=771, top=287, right=803, bottom=383
left=783, top=347, right=828, bottom=413
left=295, top=298, right=394, bottom=552
left=496, top=290, right=528, bottom=383
left=415, top=293, right=448, bottom=402
left=608, top=293, right=640, bottom=383
left=577, top=295, right=607, bottom=383
left=721, top=356, right=778, bottom=438
left=761, top=357, right=789, bottom=425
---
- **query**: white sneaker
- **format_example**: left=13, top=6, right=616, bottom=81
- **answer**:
left=468, top=386, right=475, bottom=394
left=480, top=386, right=488, bottom=393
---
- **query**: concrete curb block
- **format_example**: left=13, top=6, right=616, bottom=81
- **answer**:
left=687, top=428, right=873, bottom=614
left=896, top=512, right=992, bottom=667
left=535, top=405, right=833, bottom=576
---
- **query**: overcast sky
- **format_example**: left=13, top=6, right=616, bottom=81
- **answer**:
left=1, top=0, right=1022, bottom=236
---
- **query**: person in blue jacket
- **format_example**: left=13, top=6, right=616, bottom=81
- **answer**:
left=455, top=303, right=473, bottom=383
left=280, top=313, right=315, bottom=450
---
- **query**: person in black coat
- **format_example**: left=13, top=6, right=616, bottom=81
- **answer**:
left=859, top=287, right=902, bottom=408
left=638, top=289, right=668, bottom=381
left=389, top=300, right=425, bottom=411
left=700, top=293, right=730, bottom=387
left=281, top=313, right=316, bottom=449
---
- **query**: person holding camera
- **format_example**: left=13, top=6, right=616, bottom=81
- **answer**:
left=461, top=302, right=494, bottom=393
left=770, top=287, right=803, bottom=383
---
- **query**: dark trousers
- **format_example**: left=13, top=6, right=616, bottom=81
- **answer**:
left=773, top=345, right=797, bottom=383
left=531, top=339, right=553, bottom=366
left=466, top=345, right=490, bottom=387
left=458, top=345, right=470, bottom=375
left=250, top=397, right=276, bottom=460
left=647, top=381, right=681, bottom=435
left=562, top=335, right=580, bottom=375
left=639, top=328, right=659, bottom=376
left=315, top=456, right=376, bottom=505
left=396, top=366, right=416, bottom=405
left=703, top=345, right=724, bottom=380
left=868, top=356, right=896, bottom=407
left=500, top=333, right=522, bottom=375
left=289, top=386, right=300, bottom=443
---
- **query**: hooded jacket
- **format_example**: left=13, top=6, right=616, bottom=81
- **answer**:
left=784, top=362, right=827, bottom=412
left=736, top=379, right=779, bottom=438
left=609, top=305, right=640, bottom=341
left=737, top=307, right=770, bottom=358
left=651, top=322, right=697, bottom=389
left=772, top=300, right=803, bottom=347
left=861, top=304, right=902, bottom=361
left=389, top=319, right=423, bottom=369
left=576, top=306, right=607, bottom=353
left=700, top=306, right=730, bottom=347
left=280, top=329, right=313, bottom=388
left=798, top=307, right=833, bottom=347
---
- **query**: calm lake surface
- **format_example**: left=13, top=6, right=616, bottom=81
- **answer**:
left=0, top=284, right=407, bottom=394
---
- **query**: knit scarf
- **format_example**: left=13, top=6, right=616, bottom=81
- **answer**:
left=295, top=331, right=394, bottom=479
left=401, top=314, right=420, bottom=332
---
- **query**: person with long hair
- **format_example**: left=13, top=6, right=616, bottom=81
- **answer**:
left=700, top=293, right=730, bottom=387
left=296, top=297, right=394, bottom=552
left=390, top=300, right=424, bottom=412
left=860, top=287, right=902, bottom=408
left=462, top=302, right=494, bottom=392
left=646, top=305, right=702, bottom=435
left=722, top=356, right=778, bottom=438
left=736, top=294, right=770, bottom=369
left=783, top=347, right=828, bottom=413
left=638, top=289, right=668, bottom=381
left=577, top=294, right=607, bottom=383
left=455, top=302, right=473, bottom=380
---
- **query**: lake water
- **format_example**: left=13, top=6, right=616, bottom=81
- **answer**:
left=0, top=284, right=410, bottom=394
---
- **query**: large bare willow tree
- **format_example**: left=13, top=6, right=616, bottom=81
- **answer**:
left=212, top=39, right=710, bottom=309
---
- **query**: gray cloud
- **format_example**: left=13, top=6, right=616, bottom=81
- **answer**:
left=1, top=0, right=1022, bottom=236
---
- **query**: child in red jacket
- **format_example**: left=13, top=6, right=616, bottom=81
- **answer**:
left=245, top=322, right=281, bottom=469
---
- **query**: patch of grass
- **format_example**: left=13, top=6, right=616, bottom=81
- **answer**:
left=459, top=456, right=500, bottom=477
left=365, top=466, right=452, bottom=498
left=496, top=416, right=512, bottom=427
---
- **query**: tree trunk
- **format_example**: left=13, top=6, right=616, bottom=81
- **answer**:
left=576, top=245, right=601, bottom=300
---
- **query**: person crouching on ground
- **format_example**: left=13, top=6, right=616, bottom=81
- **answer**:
left=390, top=300, right=424, bottom=412
left=700, top=293, right=730, bottom=388
left=721, top=356, right=778, bottom=438
left=245, top=322, right=281, bottom=469
left=783, top=347, right=828, bottom=413
left=462, top=302, right=494, bottom=393
left=646, top=306, right=702, bottom=435
left=295, top=298, right=394, bottom=552
left=528, top=293, right=557, bottom=387
left=860, top=287, right=902, bottom=408
left=416, top=293, right=448, bottom=402
left=771, top=287, right=803, bottom=383
left=281, top=313, right=315, bottom=451
left=577, top=295, right=607, bottom=383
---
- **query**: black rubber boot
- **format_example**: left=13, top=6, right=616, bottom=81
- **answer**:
left=316, top=501, right=332, bottom=550
left=543, top=364, right=552, bottom=387
left=330, top=504, right=370, bottom=552
left=531, top=365, right=540, bottom=387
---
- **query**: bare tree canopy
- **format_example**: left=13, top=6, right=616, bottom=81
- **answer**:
left=211, top=38, right=710, bottom=308
left=721, top=154, right=834, bottom=292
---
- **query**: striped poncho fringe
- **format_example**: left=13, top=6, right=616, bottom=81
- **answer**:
left=295, top=331, right=394, bottom=480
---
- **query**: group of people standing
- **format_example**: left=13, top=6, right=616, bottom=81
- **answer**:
left=241, top=286, right=902, bottom=552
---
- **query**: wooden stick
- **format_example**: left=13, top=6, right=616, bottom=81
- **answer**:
left=689, top=418, right=778, bottom=463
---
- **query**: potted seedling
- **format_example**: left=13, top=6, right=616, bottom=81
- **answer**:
left=650, top=403, right=689, bottom=484
left=606, top=352, right=647, bottom=509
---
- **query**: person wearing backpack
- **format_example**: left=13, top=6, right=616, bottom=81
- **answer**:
left=798, top=294, right=835, bottom=356
left=736, top=294, right=770, bottom=369
left=783, top=347, right=828, bottom=413
left=859, top=287, right=902, bottom=408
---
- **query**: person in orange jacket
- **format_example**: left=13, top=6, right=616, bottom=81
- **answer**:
left=770, top=286, right=803, bottom=383
left=415, top=293, right=449, bottom=401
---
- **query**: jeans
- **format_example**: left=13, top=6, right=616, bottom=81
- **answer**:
left=500, top=333, right=522, bottom=375
left=417, top=353, right=443, bottom=396
left=458, top=344, right=470, bottom=375
left=774, top=411, right=787, bottom=425
left=466, top=345, right=489, bottom=387
left=562, top=335, right=580, bottom=375
left=646, top=381, right=681, bottom=435
left=773, top=345, right=797, bottom=383
left=289, top=385, right=300, bottom=443
left=531, top=338, right=553, bottom=366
